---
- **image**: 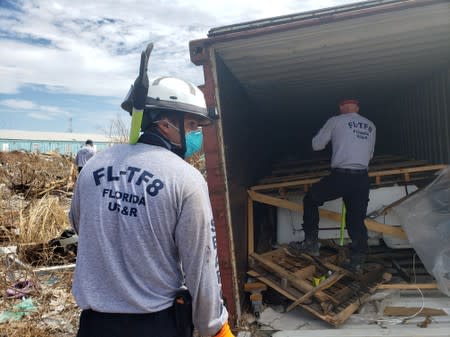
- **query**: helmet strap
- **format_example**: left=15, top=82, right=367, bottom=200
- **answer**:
left=177, top=114, right=187, bottom=159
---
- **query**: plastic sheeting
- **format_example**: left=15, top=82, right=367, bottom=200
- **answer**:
left=394, top=167, right=450, bottom=296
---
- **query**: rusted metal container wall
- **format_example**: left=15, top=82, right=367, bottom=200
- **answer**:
left=377, top=68, right=450, bottom=163
left=214, top=54, right=273, bottom=303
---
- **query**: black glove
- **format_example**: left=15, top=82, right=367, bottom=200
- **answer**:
left=132, top=43, right=153, bottom=110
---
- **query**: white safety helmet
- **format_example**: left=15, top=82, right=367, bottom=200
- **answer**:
left=121, top=76, right=211, bottom=126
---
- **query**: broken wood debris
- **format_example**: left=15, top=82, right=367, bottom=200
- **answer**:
left=0, top=151, right=75, bottom=199
left=248, top=247, right=386, bottom=326
left=245, top=156, right=447, bottom=327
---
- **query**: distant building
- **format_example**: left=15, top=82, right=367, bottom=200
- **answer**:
left=0, top=129, right=115, bottom=156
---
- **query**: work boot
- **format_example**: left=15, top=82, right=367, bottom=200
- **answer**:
left=286, top=239, right=320, bottom=257
left=342, top=254, right=366, bottom=273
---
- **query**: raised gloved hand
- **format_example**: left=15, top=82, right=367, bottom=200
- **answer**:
left=132, top=43, right=153, bottom=110
left=214, top=322, right=235, bottom=337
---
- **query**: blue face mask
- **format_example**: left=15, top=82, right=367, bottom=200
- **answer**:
left=184, top=129, right=203, bottom=158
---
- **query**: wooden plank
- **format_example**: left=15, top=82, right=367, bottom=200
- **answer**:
left=251, top=177, right=321, bottom=191
left=270, top=155, right=408, bottom=172
left=286, top=272, right=345, bottom=312
left=265, top=160, right=428, bottom=184
left=247, top=197, right=254, bottom=255
left=377, top=283, right=438, bottom=290
left=250, top=252, right=337, bottom=304
left=248, top=190, right=303, bottom=212
left=251, top=165, right=446, bottom=192
left=271, top=163, right=331, bottom=176
left=261, top=170, right=329, bottom=185
left=384, top=306, right=447, bottom=316
left=247, top=269, right=298, bottom=301
left=371, top=164, right=446, bottom=177
left=249, top=190, right=407, bottom=239
left=294, top=265, right=316, bottom=278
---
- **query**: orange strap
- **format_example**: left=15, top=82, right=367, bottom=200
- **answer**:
left=214, top=322, right=234, bottom=337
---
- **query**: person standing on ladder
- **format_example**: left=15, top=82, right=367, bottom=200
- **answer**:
left=287, top=99, right=376, bottom=272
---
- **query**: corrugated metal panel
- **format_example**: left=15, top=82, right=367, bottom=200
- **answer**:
left=380, top=69, right=450, bottom=163
left=209, top=0, right=423, bottom=36
left=198, top=1, right=450, bottom=110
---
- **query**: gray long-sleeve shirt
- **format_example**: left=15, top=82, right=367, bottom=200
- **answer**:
left=75, top=145, right=95, bottom=167
left=69, top=143, right=228, bottom=336
left=312, top=112, right=376, bottom=170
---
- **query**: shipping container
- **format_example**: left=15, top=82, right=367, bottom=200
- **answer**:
left=189, top=0, right=450, bottom=333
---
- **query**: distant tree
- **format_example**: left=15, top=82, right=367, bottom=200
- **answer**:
left=99, top=114, right=129, bottom=144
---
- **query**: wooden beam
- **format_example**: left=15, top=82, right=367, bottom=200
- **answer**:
left=248, top=190, right=407, bottom=239
left=377, top=283, right=438, bottom=290
left=248, top=190, right=303, bottom=212
left=286, top=272, right=345, bottom=312
left=250, top=165, right=447, bottom=192
left=371, top=164, right=446, bottom=177
left=247, top=270, right=297, bottom=301
left=251, top=177, right=320, bottom=191
left=247, top=197, right=254, bottom=255
left=250, top=252, right=337, bottom=304
left=294, top=265, right=316, bottom=279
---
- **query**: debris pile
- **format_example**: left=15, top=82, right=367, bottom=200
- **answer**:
left=245, top=155, right=449, bottom=327
left=0, top=151, right=78, bottom=336
left=0, top=151, right=75, bottom=200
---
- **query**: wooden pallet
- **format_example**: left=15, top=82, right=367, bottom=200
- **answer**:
left=252, top=164, right=446, bottom=192
left=248, top=248, right=386, bottom=326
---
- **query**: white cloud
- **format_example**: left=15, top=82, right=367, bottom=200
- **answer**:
left=27, top=112, right=54, bottom=120
left=0, top=0, right=358, bottom=98
left=0, top=98, right=70, bottom=120
left=0, top=99, right=36, bottom=109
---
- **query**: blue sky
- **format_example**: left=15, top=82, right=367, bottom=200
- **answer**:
left=0, top=0, right=356, bottom=134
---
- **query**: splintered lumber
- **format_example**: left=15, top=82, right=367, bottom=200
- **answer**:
left=248, top=248, right=386, bottom=326
left=384, top=306, right=447, bottom=317
left=286, top=271, right=345, bottom=312
left=248, top=190, right=407, bottom=239
left=249, top=252, right=337, bottom=304
left=294, top=265, right=316, bottom=278
left=247, top=270, right=300, bottom=301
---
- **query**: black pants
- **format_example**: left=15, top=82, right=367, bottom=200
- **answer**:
left=302, top=169, right=370, bottom=255
left=76, top=306, right=178, bottom=337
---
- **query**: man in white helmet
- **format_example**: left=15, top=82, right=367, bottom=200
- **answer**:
left=70, top=48, right=233, bottom=337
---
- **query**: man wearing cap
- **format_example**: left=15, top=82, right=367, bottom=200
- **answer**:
left=288, top=99, right=376, bottom=272
left=75, top=139, right=96, bottom=173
